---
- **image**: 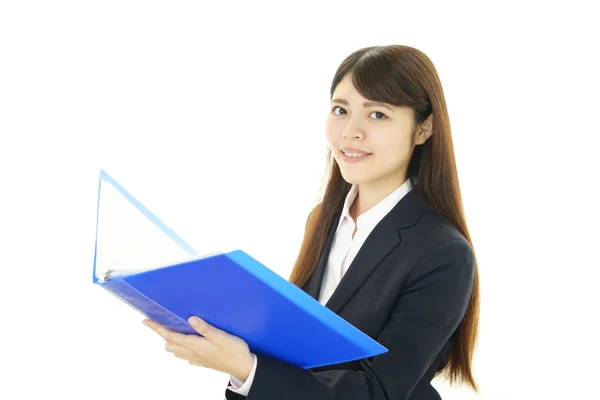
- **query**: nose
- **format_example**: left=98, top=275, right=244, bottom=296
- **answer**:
left=342, top=120, right=365, bottom=140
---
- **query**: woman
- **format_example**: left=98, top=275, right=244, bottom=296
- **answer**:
left=144, top=44, right=480, bottom=400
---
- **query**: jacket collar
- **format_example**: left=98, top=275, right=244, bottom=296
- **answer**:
left=304, top=189, right=428, bottom=313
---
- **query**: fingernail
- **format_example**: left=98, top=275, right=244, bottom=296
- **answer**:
left=188, top=316, right=201, bottom=326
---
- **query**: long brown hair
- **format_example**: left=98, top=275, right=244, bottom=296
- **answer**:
left=288, top=45, right=480, bottom=392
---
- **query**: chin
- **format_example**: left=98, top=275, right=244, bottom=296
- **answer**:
left=338, top=169, right=372, bottom=186
left=335, top=157, right=377, bottom=185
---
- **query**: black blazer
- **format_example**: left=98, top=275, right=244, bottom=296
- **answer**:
left=226, top=190, right=475, bottom=400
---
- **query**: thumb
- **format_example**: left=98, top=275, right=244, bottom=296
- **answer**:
left=188, top=316, right=220, bottom=339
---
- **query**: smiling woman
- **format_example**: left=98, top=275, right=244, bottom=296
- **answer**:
left=144, top=44, right=480, bottom=400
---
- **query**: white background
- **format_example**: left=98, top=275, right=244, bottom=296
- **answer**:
left=1, top=1, right=598, bottom=399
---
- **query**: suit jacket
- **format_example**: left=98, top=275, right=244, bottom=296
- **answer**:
left=225, top=190, right=476, bottom=400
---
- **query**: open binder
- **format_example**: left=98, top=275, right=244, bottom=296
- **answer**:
left=92, top=170, right=388, bottom=369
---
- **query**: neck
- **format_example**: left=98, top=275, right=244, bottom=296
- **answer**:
left=351, top=175, right=409, bottom=219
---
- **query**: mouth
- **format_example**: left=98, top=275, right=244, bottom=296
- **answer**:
left=340, top=148, right=372, bottom=163
left=341, top=150, right=371, bottom=157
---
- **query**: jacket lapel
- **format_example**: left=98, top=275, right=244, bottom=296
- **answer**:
left=324, top=190, right=428, bottom=314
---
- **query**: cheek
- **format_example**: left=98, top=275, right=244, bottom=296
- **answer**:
left=377, top=133, right=413, bottom=162
left=324, top=120, right=339, bottom=146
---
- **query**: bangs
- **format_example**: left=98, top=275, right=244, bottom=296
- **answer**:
left=349, top=49, right=418, bottom=109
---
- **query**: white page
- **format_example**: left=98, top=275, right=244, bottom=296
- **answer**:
left=94, top=172, right=199, bottom=281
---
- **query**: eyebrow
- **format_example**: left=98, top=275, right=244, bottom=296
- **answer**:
left=331, top=98, right=394, bottom=111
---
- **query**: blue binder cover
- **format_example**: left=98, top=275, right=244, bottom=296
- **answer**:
left=92, top=170, right=388, bottom=369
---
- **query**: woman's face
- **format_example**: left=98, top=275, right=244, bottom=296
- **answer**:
left=325, top=74, right=432, bottom=192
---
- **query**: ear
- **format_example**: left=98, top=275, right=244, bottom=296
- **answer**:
left=414, top=113, right=433, bottom=145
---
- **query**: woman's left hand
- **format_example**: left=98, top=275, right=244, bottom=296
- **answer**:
left=142, top=316, right=254, bottom=381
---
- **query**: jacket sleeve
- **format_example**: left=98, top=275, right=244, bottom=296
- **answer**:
left=226, top=237, right=475, bottom=400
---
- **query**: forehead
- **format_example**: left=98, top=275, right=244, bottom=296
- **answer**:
left=332, top=75, right=400, bottom=110
left=332, top=74, right=395, bottom=108
left=332, top=74, right=361, bottom=97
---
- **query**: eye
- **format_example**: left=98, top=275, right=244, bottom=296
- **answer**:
left=370, top=111, right=387, bottom=120
left=332, top=106, right=347, bottom=116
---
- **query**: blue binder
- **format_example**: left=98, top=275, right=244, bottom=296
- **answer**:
left=92, top=170, right=388, bottom=369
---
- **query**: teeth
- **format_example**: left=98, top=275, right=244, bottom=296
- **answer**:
left=343, top=151, right=368, bottom=158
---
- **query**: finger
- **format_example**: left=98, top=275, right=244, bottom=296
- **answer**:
left=165, top=341, right=197, bottom=358
left=187, top=358, right=203, bottom=367
left=188, top=316, right=224, bottom=342
left=172, top=352, right=204, bottom=368
left=173, top=353, right=197, bottom=364
left=143, top=319, right=190, bottom=346
left=143, top=319, right=174, bottom=340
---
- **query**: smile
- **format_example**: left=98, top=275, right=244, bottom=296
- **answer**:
left=341, top=150, right=371, bottom=163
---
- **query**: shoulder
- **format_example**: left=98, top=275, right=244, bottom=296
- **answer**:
left=415, top=202, right=469, bottom=242
left=408, top=205, right=475, bottom=281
